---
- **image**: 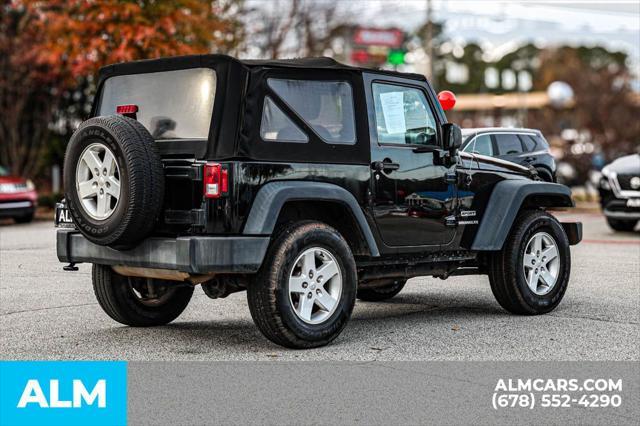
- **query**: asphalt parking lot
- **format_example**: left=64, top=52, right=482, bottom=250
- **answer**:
left=1, top=212, right=638, bottom=361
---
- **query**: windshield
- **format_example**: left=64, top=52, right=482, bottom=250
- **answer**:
left=97, top=68, right=216, bottom=140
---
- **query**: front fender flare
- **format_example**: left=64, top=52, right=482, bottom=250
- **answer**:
left=471, top=180, right=573, bottom=251
left=242, top=181, right=380, bottom=257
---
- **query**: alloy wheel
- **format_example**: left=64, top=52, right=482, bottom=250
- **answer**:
left=75, top=142, right=121, bottom=220
left=523, top=231, right=560, bottom=295
left=288, top=247, right=342, bottom=324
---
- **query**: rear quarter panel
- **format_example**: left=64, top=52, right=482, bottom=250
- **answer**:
left=206, top=162, right=372, bottom=234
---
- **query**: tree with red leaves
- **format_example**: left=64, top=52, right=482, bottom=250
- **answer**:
left=1, top=0, right=243, bottom=177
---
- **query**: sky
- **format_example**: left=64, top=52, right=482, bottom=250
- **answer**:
left=350, top=1, right=639, bottom=31
left=344, top=0, right=640, bottom=66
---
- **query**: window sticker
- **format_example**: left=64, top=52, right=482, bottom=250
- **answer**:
left=379, top=91, right=406, bottom=134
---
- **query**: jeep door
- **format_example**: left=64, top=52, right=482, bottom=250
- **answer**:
left=363, top=73, right=456, bottom=247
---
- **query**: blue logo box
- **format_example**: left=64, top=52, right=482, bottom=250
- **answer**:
left=0, top=361, right=127, bottom=426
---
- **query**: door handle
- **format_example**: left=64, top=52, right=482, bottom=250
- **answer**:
left=371, top=160, right=400, bottom=172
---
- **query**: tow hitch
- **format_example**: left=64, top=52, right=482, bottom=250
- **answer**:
left=63, top=262, right=79, bottom=271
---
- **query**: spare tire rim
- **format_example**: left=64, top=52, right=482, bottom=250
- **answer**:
left=76, top=142, right=121, bottom=220
left=523, top=231, right=560, bottom=295
left=288, top=247, right=342, bottom=325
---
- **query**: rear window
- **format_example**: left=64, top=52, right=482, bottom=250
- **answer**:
left=520, top=134, right=537, bottom=152
left=97, top=68, right=216, bottom=140
left=519, top=134, right=549, bottom=152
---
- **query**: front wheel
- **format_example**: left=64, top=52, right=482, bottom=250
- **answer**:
left=247, top=221, right=357, bottom=349
left=489, top=210, right=571, bottom=315
left=92, top=264, right=193, bottom=326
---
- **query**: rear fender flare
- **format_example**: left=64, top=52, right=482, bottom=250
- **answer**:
left=471, top=180, right=574, bottom=251
left=242, top=181, right=380, bottom=257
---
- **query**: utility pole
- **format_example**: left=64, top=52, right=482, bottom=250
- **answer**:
left=425, top=0, right=433, bottom=81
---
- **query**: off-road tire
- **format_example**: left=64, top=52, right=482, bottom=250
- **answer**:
left=92, top=264, right=193, bottom=326
left=247, top=221, right=357, bottom=349
left=64, top=115, right=164, bottom=249
left=488, top=210, right=570, bottom=315
left=606, top=217, right=637, bottom=232
left=357, top=279, right=406, bottom=302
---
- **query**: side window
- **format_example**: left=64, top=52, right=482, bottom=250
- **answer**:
left=494, top=134, right=523, bottom=155
left=462, top=138, right=474, bottom=153
left=471, top=134, right=494, bottom=156
left=372, top=83, right=438, bottom=146
left=267, top=79, right=356, bottom=144
left=519, top=134, right=536, bottom=152
left=260, top=97, right=308, bottom=143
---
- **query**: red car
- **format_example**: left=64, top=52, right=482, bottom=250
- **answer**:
left=0, top=166, right=37, bottom=223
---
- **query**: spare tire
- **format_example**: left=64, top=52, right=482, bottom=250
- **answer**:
left=64, top=115, right=164, bottom=248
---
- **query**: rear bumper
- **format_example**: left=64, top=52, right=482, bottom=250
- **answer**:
left=56, top=229, right=270, bottom=274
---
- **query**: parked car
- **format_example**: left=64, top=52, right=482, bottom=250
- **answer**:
left=460, top=128, right=556, bottom=182
left=55, top=55, right=582, bottom=349
left=0, top=166, right=37, bottom=223
left=597, top=153, right=640, bottom=232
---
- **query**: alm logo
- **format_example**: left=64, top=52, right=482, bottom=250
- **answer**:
left=17, top=379, right=106, bottom=408
left=0, top=361, right=126, bottom=426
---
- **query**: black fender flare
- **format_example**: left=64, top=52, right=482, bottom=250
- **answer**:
left=242, top=181, right=380, bottom=257
left=471, top=180, right=574, bottom=251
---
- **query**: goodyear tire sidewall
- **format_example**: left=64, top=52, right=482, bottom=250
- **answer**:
left=63, top=114, right=166, bottom=248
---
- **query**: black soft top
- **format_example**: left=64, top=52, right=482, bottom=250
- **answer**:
left=99, top=54, right=426, bottom=82
left=95, top=54, right=428, bottom=164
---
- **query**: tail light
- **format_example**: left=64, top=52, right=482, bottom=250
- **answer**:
left=203, top=163, right=228, bottom=199
left=116, top=104, right=138, bottom=119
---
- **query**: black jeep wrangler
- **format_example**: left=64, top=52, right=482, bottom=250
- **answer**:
left=56, top=55, right=582, bottom=348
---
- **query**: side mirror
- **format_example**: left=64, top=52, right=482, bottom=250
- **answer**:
left=437, top=90, right=456, bottom=110
left=442, top=123, right=462, bottom=154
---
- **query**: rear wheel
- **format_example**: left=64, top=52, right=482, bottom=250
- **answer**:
left=247, top=221, right=357, bottom=349
left=489, top=210, right=571, bottom=315
left=357, top=279, right=406, bottom=301
left=92, top=264, right=193, bottom=326
left=606, top=217, right=637, bottom=232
